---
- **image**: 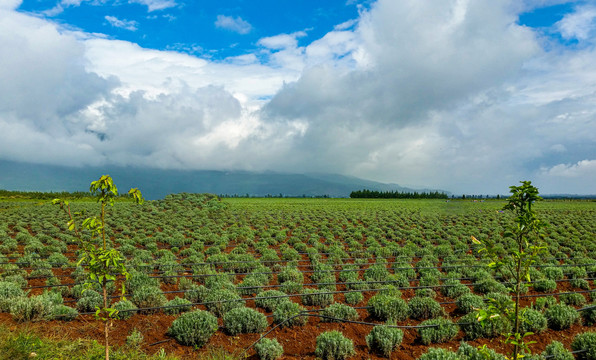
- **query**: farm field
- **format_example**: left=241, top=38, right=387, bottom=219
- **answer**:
left=0, top=195, right=595, bottom=359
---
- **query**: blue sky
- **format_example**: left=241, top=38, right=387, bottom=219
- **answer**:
left=1, top=0, right=596, bottom=194
left=18, top=0, right=368, bottom=58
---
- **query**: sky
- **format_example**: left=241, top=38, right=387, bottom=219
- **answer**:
left=1, top=0, right=595, bottom=195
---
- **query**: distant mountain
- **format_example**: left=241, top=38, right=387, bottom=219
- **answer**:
left=0, top=160, right=442, bottom=200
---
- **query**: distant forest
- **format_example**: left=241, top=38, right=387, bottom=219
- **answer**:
left=350, top=189, right=448, bottom=199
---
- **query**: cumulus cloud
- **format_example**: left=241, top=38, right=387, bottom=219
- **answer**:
left=556, top=5, right=596, bottom=40
left=129, top=0, right=177, bottom=12
left=542, top=159, right=596, bottom=177
left=44, top=0, right=176, bottom=15
left=0, top=0, right=22, bottom=10
left=105, top=15, right=138, bottom=31
left=214, top=15, right=252, bottom=34
left=2, top=0, right=596, bottom=194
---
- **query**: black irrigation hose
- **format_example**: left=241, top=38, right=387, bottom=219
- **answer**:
left=2, top=253, right=588, bottom=271
left=2, top=238, right=468, bottom=260
left=19, top=264, right=596, bottom=293
left=10, top=259, right=596, bottom=281
left=0, top=251, right=450, bottom=269
left=141, top=263, right=596, bottom=281
left=73, top=284, right=596, bottom=315
left=34, top=268, right=595, bottom=292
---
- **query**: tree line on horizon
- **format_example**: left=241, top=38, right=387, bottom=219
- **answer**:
left=350, top=189, right=448, bottom=199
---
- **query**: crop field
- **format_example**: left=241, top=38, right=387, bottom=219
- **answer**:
left=0, top=194, right=595, bottom=359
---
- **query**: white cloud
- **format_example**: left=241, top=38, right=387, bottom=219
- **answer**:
left=334, top=19, right=357, bottom=31
left=104, top=15, right=138, bottom=31
left=2, top=0, right=596, bottom=194
left=258, top=32, right=306, bottom=50
left=556, top=5, right=596, bottom=41
left=214, top=15, right=252, bottom=34
left=129, top=0, right=177, bottom=12
left=0, top=0, right=22, bottom=10
left=542, top=159, right=596, bottom=177
left=44, top=0, right=176, bottom=15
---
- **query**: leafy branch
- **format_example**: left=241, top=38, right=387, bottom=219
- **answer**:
left=53, top=175, right=143, bottom=360
left=473, top=180, right=546, bottom=360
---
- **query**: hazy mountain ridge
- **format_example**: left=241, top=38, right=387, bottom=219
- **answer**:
left=0, top=160, right=435, bottom=200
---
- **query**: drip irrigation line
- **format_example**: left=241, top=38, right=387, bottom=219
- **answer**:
left=114, top=263, right=592, bottom=284
left=72, top=284, right=596, bottom=314
left=544, top=349, right=587, bottom=359
left=147, top=339, right=172, bottom=347
left=0, top=251, right=457, bottom=269
left=141, top=263, right=596, bottom=281
left=19, top=261, right=596, bottom=294
left=1, top=250, right=589, bottom=273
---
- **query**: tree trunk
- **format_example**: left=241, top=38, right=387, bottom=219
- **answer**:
left=103, top=279, right=109, bottom=360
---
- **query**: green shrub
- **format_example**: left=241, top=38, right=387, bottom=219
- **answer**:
left=458, top=312, right=511, bottom=340
left=164, top=297, right=192, bottom=315
left=520, top=308, right=547, bottom=334
left=581, top=302, right=596, bottom=325
left=571, top=332, right=596, bottom=360
left=238, top=276, right=264, bottom=296
left=204, top=289, right=245, bottom=317
left=302, top=288, right=334, bottom=307
left=441, top=279, right=470, bottom=299
left=167, top=310, right=218, bottom=348
left=127, top=271, right=160, bottom=293
left=254, top=338, right=284, bottom=360
left=184, top=284, right=208, bottom=303
left=532, top=296, right=557, bottom=311
left=204, top=272, right=236, bottom=291
left=113, top=299, right=137, bottom=320
left=52, top=305, right=79, bottom=321
left=272, top=301, right=307, bottom=327
left=456, top=294, right=485, bottom=314
left=344, top=291, right=363, bottom=305
left=130, top=286, right=167, bottom=313
left=367, top=294, right=409, bottom=322
left=570, top=278, right=591, bottom=290
left=223, top=307, right=268, bottom=335
left=418, top=348, right=460, bottom=360
left=418, top=317, right=458, bottom=345
left=560, top=293, right=587, bottom=306
left=415, top=288, right=437, bottom=298
left=76, top=290, right=103, bottom=312
left=541, top=341, right=573, bottom=360
left=457, top=341, right=506, bottom=360
left=545, top=304, right=580, bottom=330
left=408, top=297, right=444, bottom=320
left=10, top=296, right=54, bottom=322
left=277, top=267, right=303, bottom=284
left=0, top=281, right=25, bottom=311
left=543, top=267, right=564, bottom=280
left=365, top=325, right=403, bottom=357
left=377, top=285, right=401, bottom=297
left=474, top=279, right=507, bottom=294
left=315, top=331, right=355, bottom=360
left=255, top=290, right=290, bottom=312
left=419, top=274, right=440, bottom=288
left=3, top=275, right=27, bottom=289
left=321, top=303, right=358, bottom=322
left=364, top=265, right=390, bottom=282
left=280, top=281, right=303, bottom=294
left=533, top=279, right=557, bottom=292
left=126, top=329, right=144, bottom=348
